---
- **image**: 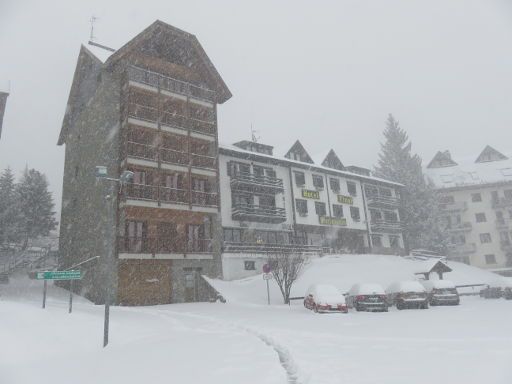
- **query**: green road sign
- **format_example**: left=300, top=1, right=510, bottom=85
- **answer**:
left=36, top=270, right=82, bottom=280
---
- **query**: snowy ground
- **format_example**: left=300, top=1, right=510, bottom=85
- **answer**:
left=1, top=255, right=512, bottom=384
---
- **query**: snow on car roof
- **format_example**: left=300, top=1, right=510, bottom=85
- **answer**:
left=349, top=283, right=385, bottom=295
left=421, top=279, right=456, bottom=290
left=313, top=284, right=342, bottom=296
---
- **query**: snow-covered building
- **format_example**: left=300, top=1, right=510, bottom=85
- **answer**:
left=57, top=21, right=231, bottom=305
left=219, top=140, right=405, bottom=279
left=425, top=146, right=512, bottom=273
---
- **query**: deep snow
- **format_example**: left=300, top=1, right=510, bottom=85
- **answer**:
left=1, top=255, right=511, bottom=384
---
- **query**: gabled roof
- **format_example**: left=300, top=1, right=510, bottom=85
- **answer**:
left=321, top=149, right=345, bottom=171
left=414, top=259, right=452, bottom=275
left=57, top=45, right=104, bottom=145
left=284, top=140, right=314, bottom=164
left=475, top=145, right=508, bottom=163
left=426, top=150, right=458, bottom=169
left=105, top=20, right=231, bottom=104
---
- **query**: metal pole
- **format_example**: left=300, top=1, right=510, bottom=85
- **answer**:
left=69, top=280, right=73, bottom=314
left=42, top=280, right=47, bottom=309
left=103, top=185, right=114, bottom=348
left=266, top=279, right=270, bottom=305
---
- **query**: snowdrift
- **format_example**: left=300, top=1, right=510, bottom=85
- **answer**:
left=208, top=254, right=508, bottom=304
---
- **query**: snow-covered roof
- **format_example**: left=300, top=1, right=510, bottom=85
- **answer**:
left=425, top=148, right=512, bottom=189
left=219, top=143, right=403, bottom=187
left=84, top=43, right=114, bottom=63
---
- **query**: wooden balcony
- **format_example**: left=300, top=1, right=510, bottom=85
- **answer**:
left=124, top=183, right=218, bottom=207
left=370, top=219, right=404, bottom=233
left=118, top=236, right=212, bottom=255
left=127, top=65, right=216, bottom=103
left=230, top=172, right=284, bottom=193
left=232, top=204, right=287, bottom=223
left=366, top=195, right=400, bottom=209
left=127, top=102, right=216, bottom=137
left=126, top=141, right=216, bottom=170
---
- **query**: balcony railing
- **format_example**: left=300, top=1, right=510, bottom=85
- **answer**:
left=493, top=197, right=512, bottom=209
left=118, top=236, right=212, bottom=254
left=447, top=243, right=477, bottom=255
left=366, top=195, right=400, bottom=208
left=125, top=141, right=216, bottom=170
left=127, top=65, right=216, bottom=103
left=370, top=219, right=403, bottom=233
left=232, top=204, right=287, bottom=223
left=124, top=183, right=218, bottom=207
left=127, top=102, right=217, bottom=136
left=439, top=201, right=468, bottom=212
left=230, top=172, right=284, bottom=192
left=446, top=222, right=472, bottom=232
left=496, top=218, right=511, bottom=230
left=223, top=242, right=325, bottom=255
left=500, top=241, right=512, bottom=252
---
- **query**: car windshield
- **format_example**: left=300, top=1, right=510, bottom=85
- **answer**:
left=2, top=2, right=511, bottom=384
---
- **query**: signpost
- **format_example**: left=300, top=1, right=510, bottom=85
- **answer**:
left=262, top=263, right=272, bottom=305
left=35, top=270, right=82, bottom=313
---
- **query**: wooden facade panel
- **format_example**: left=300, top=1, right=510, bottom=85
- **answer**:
left=117, top=259, right=172, bottom=305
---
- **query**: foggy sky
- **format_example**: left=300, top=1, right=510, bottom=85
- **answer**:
left=1, top=0, right=512, bottom=217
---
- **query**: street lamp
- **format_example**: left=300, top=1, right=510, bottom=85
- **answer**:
left=95, top=167, right=133, bottom=347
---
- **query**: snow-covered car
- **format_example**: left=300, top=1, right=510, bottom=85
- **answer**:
left=421, top=280, right=460, bottom=306
left=304, top=284, right=348, bottom=313
left=503, top=286, right=512, bottom=300
left=480, top=281, right=504, bottom=299
left=386, top=281, right=429, bottom=310
left=346, top=283, right=388, bottom=312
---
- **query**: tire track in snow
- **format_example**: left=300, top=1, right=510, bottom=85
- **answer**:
left=152, top=308, right=305, bottom=384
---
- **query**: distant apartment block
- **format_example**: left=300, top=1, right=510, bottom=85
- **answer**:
left=0, top=90, right=9, bottom=139
left=425, top=146, right=512, bottom=274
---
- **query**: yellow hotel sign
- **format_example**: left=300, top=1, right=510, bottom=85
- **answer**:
left=302, top=189, right=320, bottom=199
left=337, top=195, right=353, bottom=205
left=319, top=216, right=347, bottom=226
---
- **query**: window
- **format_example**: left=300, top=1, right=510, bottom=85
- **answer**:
left=500, top=231, right=510, bottom=245
left=471, top=193, right=482, bottom=202
left=365, top=185, right=378, bottom=197
left=332, top=204, right=344, bottom=218
left=384, top=210, right=398, bottom=222
left=480, top=233, right=492, bottom=243
left=295, top=199, right=308, bottom=215
left=491, top=191, right=499, bottom=202
left=133, top=170, right=146, bottom=184
left=244, top=261, right=256, bottom=270
left=505, top=189, right=512, bottom=199
left=485, top=254, right=496, bottom=265
left=259, top=195, right=276, bottom=208
left=347, top=181, right=357, bottom=196
left=379, top=188, right=392, bottom=197
left=371, top=235, right=383, bottom=247
left=389, top=235, right=400, bottom=248
left=370, top=209, right=382, bottom=221
left=439, top=195, right=455, bottom=204
left=350, top=206, right=361, bottom=221
left=475, top=213, right=487, bottom=223
left=253, top=166, right=264, bottom=177
left=329, top=178, right=340, bottom=192
left=315, top=202, right=326, bottom=216
left=294, top=171, right=305, bottom=186
left=312, top=174, right=324, bottom=189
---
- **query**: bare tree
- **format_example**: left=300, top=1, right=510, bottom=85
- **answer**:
left=267, top=252, right=308, bottom=304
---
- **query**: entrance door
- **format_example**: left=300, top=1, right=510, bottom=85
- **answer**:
left=184, top=270, right=198, bottom=302
left=157, top=222, right=177, bottom=253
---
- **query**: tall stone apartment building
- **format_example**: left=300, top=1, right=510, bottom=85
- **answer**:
left=425, top=146, right=512, bottom=274
left=219, top=140, right=405, bottom=279
left=57, top=21, right=231, bottom=305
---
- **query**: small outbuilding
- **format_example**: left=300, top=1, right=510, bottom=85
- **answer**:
left=414, top=259, right=452, bottom=280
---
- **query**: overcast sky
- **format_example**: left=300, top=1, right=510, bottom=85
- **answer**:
left=1, top=0, right=512, bottom=215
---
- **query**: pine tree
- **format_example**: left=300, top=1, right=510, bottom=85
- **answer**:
left=0, top=167, right=21, bottom=245
left=374, top=114, right=448, bottom=253
left=16, top=168, right=58, bottom=249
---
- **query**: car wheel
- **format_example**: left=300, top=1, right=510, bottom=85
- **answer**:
left=396, top=302, right=403, bottom=310
left=314, top=305, right=318, bottom=313
left=355, top=303, right=362, bottom=312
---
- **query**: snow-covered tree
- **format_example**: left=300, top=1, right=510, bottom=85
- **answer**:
left=267, top=252, right=307, bottom=304
left=0, top=167, right=21, bottom=245
left=16, top=168, right=58, bottom=249
left=374, top=114, right=448, bottom=253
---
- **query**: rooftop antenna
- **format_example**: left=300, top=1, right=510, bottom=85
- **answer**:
left=251, top=124, right=260, bottom=143
left=89, top=15, right=97, bottom=42
left=87, top=15, right=116, bottom=53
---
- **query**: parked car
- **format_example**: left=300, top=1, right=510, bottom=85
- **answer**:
left=346, top=283, right=388, bottom=312
left=421, top=280, right=460, bottom=306
left=386, top=281, right=429, bottom=310
left=479, top=283, right=503, bottom=299
left=304, top=284, right=348, bottom=313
